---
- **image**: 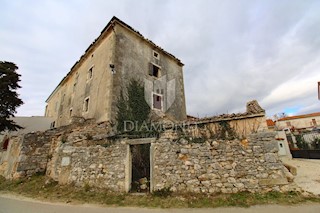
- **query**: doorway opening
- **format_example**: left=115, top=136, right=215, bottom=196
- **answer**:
left=130, top=144, right=150, bottom=193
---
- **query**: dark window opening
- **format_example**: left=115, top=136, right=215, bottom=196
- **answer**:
left=153, top=94, right=162, bottom=110
left=88, top=67, right=93, bottom=80
left=151, top=65, right=160, bottom=77
left=153, top=51, right=159, bottom=58
left=50, top=121, right=55, bottom=129
left=84, top=98, right=90, bottom=112
left=280, top=143, right=283, bottom=148
left=3, top=139, right=9, bottom=150
left=69, top=109, right=73, bottom=117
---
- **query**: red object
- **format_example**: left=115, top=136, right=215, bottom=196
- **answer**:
left=3, top=139, right=9, bottom=150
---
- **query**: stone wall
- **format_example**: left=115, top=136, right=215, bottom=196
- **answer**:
left=46, top=142, right=127, bottom=191
left=183, top=101, right=268, bottom=139
left=13, top=132, right=53, bottom=178
left=153, top=132, right=289, bottom=193
left=0, top=119, right=294, bottom=194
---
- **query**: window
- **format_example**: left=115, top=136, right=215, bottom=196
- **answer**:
left=55, top=102, right=58, bottom=112
left=286, top=121, right=291, bottom=127
left=87, top=66, right=94, bottom=80
left=2, top=139, right=9, bottom=150
left=312, top=119, right=317, bottom=126
left=153, top=50, right=160, bottom=59
left=153, top=94, right=162, bottom=110
left=50, top=121, right=55, bottom=129
left=73, top=73, right=79, bottom=92
left=84, top=97, right=90, bottom=112
left=150, top=64, right=160, bottom=78
left=69, top=108, right=73, bottom=117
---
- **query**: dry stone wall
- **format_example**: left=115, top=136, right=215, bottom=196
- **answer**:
left=47, top=143, right=127, bottom=191
left=153, top=132, right=290, bottom=193
left=0, top=119, right=295, bottom=194
left=14, top=132, right=53, bottom=178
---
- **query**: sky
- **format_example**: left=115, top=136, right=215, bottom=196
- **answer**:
left=1, top=0, right=320, bottom=119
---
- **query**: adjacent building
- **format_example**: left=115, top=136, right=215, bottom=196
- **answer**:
left=0, top=116, right=53, bottom=150
left=276, top=112, right=320, bottom=130
left=45, top=16, right=187, bottom=127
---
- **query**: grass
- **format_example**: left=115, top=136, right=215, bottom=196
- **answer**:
left=1, top=174, right=320, bottom=208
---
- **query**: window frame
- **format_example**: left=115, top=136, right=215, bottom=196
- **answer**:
left=152, top=92, right=163, bottom=111
left=149, top=63, right=161, bottom=78
left=83, top=97, right=90, bottom=113
left=87, top=65, right=94, bottom=81
left=153, top=50, right=160, bottom=60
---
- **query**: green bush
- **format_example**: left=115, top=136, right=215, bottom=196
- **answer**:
left=152, top=187, right=172, bottom=197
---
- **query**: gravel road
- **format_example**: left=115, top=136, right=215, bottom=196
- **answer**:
left=282, top=158, right=320, bottom=195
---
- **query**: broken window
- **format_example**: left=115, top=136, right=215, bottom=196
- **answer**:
left=84, top=98, right=90, bottom=112
left=153, top=94, right=162, bottom=110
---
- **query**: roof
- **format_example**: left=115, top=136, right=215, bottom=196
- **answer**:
left=46, top=16, right=183, bottom=102
left=187, top=115, right=198, bottom=121
left=266, top=119, right=275, bottom=127
left=278, top=112, right=320, bottom=121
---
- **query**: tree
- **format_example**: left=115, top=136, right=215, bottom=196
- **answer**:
left=0, top=61, right=23, bottom=132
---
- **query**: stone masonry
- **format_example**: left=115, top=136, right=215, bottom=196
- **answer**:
left=0, top=119, right=296, bottom=194
left=153, top=132, right=289, bottom=193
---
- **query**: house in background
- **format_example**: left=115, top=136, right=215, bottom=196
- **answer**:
left=266, top=119, right=275, bottom=131
left=275, top=112, right=320, bottom=131
left=0, top=116, right=54, bottom=151
left=45, top=16, right=187, bottom=128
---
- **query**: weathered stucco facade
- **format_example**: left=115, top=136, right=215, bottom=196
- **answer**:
left=45, top=16, right=186, bottom=127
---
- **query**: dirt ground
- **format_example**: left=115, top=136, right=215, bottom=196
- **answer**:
left=1, top=194, right=320, bottom=213
left=282, top=158, right=320, bottom=195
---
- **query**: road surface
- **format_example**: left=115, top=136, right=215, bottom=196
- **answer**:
left=0, top=194, right=320, bottom=213
left=282, top=158, right=320, bottom=195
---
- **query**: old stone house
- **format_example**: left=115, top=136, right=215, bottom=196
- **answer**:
left=1, top=16, right=296, bottom=195
left=45, top=16, right=187, bottom=127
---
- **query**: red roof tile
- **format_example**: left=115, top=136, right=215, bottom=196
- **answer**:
left=278, top=112, right=320, bottom=121
left=266, top=119, right=275, bottom=127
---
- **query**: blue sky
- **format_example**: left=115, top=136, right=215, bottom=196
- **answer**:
left=1, top=0, right=320, bottom=118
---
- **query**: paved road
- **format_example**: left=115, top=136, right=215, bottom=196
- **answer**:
left=0, top=194, right=320, bottom=213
